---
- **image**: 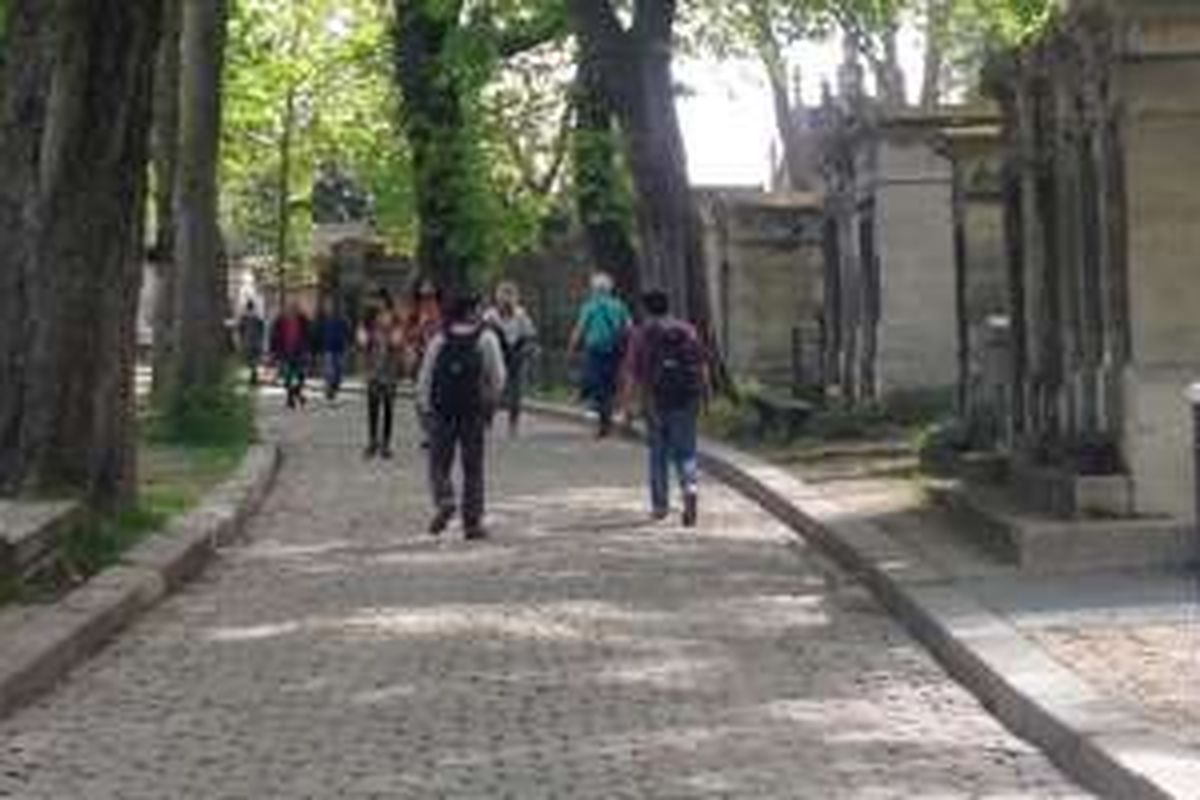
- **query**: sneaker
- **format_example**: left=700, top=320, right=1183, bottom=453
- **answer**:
left=380, top=446, right=394, bottom=460
left=651, top=508, right=670, bottom=523
left=429, top=507, right=455, bottom=536
left=363, top=443, right=378, bottom=459
left=464, top=526, right=489, bottom=541
left=682, top=492, right=699, bottom=528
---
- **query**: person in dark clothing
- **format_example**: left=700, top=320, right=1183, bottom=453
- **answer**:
left=271, top=302, right=311, bottom=410
left=623, top=290, right=708, bottom=527
left=357, top=305, right=404, bottom=459
left=237, top=300, right=266, bottom=386
left=416, top=293, right=507, bottom=540
left=314, top=297, right=351, bottom=401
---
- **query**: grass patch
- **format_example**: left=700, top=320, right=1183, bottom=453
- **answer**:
left=9, top=421, right=251, bottom=606
left=148, top=374, right=255, bottom=449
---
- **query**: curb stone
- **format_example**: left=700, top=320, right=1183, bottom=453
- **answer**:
left=0, top=443, right=281, bottom=721
left=526, top=399, right=1200, bottom=800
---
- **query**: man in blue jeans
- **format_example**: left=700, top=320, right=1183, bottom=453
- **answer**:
left=624, top=290, right=707, bottom=527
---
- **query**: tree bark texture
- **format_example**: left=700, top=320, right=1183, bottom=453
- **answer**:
left=151, top=0, right=181, bottom=397
left=168, top=0, right=228, bottom=400
left=751, top=5, right=811, bottom=192
left=572, top=55, right=640, bottom=301
left=393, top=0, right=474, bottom=297
left=568, top=0, right=717, bottom=348
left=0, top=0, right=161, bottom=508
left=920, top=0, right=946, bottom=109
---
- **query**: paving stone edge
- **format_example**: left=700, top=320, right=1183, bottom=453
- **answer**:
left=526, top=399, right=1200, bottom=800
left=0, top=442, right=281, bottom=722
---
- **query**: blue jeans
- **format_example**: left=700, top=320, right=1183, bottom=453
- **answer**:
left=582, top=348, right=621, bottom=429
left=648, top=407, right=699, bottom=513
left=323, top=351, right=345, bottom=397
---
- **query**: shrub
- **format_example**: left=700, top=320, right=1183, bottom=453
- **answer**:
left=150, top=373, right=254, bottom=449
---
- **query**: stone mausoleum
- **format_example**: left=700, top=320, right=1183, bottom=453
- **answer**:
left=984, top=0, right=1200, bottom=526
left=696, top=188, right=825, bottom=391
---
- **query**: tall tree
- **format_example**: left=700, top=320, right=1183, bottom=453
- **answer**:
left=165, top=0, right=229, bottom=406
left=568, top=0, right=715, bottom=339
left=572, top=55, right=639, bottom=298
left=151, top=0, right=182, bottom=396
left=0, top=0, right=161, bottom=508
left=392, top=0, right=566, bottom=294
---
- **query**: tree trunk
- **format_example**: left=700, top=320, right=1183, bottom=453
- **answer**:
left=393, top=0, right=474, bottom=297
left=572, top=56, right=640, bottom=301
left=151, top=0, right=181, bottom=397
left=569, top=0, right=728, bottom=388
left=274, top=85, right=295, bottom=311
left=168, top=0, right=228, bottom=400
left=920, top=0, right=946, bottom=109
left=752, top=7, right=811, bottom=192
left=0, top=0, right=161, bottom=509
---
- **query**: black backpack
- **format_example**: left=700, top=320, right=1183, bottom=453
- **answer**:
left=647, top=321, right=702, bottom=411
left=431, top=328, right=484, bottom=420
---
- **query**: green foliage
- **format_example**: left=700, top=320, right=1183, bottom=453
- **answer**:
left=151, top=372, right=255, bottom=449
left=222, top=0, right=417, bottom=261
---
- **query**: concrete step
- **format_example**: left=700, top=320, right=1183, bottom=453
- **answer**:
left=927, top=482, right=1198, bottom=574
left=0, top=501, right=82, bottom=583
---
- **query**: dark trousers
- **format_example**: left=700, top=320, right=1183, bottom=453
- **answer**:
left=367, top=381, right=396, bottom=448
left=281, top=357, right=306, bottom=408
left=429, top=415, right=487, bottom=529
left=583, top=348, right=621, bottom=432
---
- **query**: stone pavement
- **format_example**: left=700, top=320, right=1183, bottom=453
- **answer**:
left=798, top=470, right=1200, bottom=755
left=0, top=401, right=1086, bottom=798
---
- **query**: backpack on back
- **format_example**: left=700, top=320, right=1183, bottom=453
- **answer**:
left=431, top=328, right=484, bottom=420
left=647, top=321, right=702, bottom=411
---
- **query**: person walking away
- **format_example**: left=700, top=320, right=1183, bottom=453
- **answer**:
left=483, top=281, right=537, bottom=436
left=237, top=300, right=266, bottom=386
left=568, top=272, right=631, bottom=438
left=624, top=290, right=707, bottom=527
left=271, top=302, right=311, bottom=409
left=358, top=305, right=405, bottom=459
left=417, top=294, right=506, bottom=540
left=314, top=297, right=351, bottom=401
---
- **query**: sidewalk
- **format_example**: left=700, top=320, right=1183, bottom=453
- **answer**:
left=797, top=470, right=1200, bottom=752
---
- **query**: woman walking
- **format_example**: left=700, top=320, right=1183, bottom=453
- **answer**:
left=483, top=281, right=537, bottom=436
left=358, top=303, right=405, bottom=459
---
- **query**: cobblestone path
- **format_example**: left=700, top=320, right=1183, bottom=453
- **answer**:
left=0, top=404, right=1087, bottom=798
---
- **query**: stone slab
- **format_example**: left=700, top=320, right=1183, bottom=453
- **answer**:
left=0, top=443, right=280, bottom=723
left=0, top=500, right=83, bottom=581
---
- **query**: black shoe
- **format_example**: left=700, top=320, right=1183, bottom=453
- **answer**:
left=429, top=507, right=455, bottom=536
left=651, top=508, right=670, bottom=523
left=682, top=492, right=699, bottom=528
left=380, top=446, right=393, bottom=460
left=464, top=526, right=489, bottom=541
left=363, top=443, right=378, bottom=459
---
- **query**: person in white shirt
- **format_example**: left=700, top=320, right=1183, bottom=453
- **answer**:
left=483, top=281, right=537, bottom=436
left=416, top=293, right=507, bottom=540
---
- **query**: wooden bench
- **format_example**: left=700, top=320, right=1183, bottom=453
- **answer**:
left=746, top=391, right=815, bottom=440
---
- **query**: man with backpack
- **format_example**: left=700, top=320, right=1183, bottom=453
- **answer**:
left=416, top=293, right=507, bottom=540
left=568, top=272, right=631, bottom=438
left=624, top=290, right=707, bottom=527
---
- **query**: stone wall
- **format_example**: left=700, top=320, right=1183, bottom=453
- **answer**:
left=989, top=0, right=1200, bottom=520
left=696, top=190, right=825, bottom=390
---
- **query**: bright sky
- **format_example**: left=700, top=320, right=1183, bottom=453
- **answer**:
left=677, top=31, right=925, bottom=187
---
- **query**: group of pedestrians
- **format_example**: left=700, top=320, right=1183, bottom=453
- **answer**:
left=569, top=275, right=708, bottom=528
left=235, top=271, right=705, bottom=537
